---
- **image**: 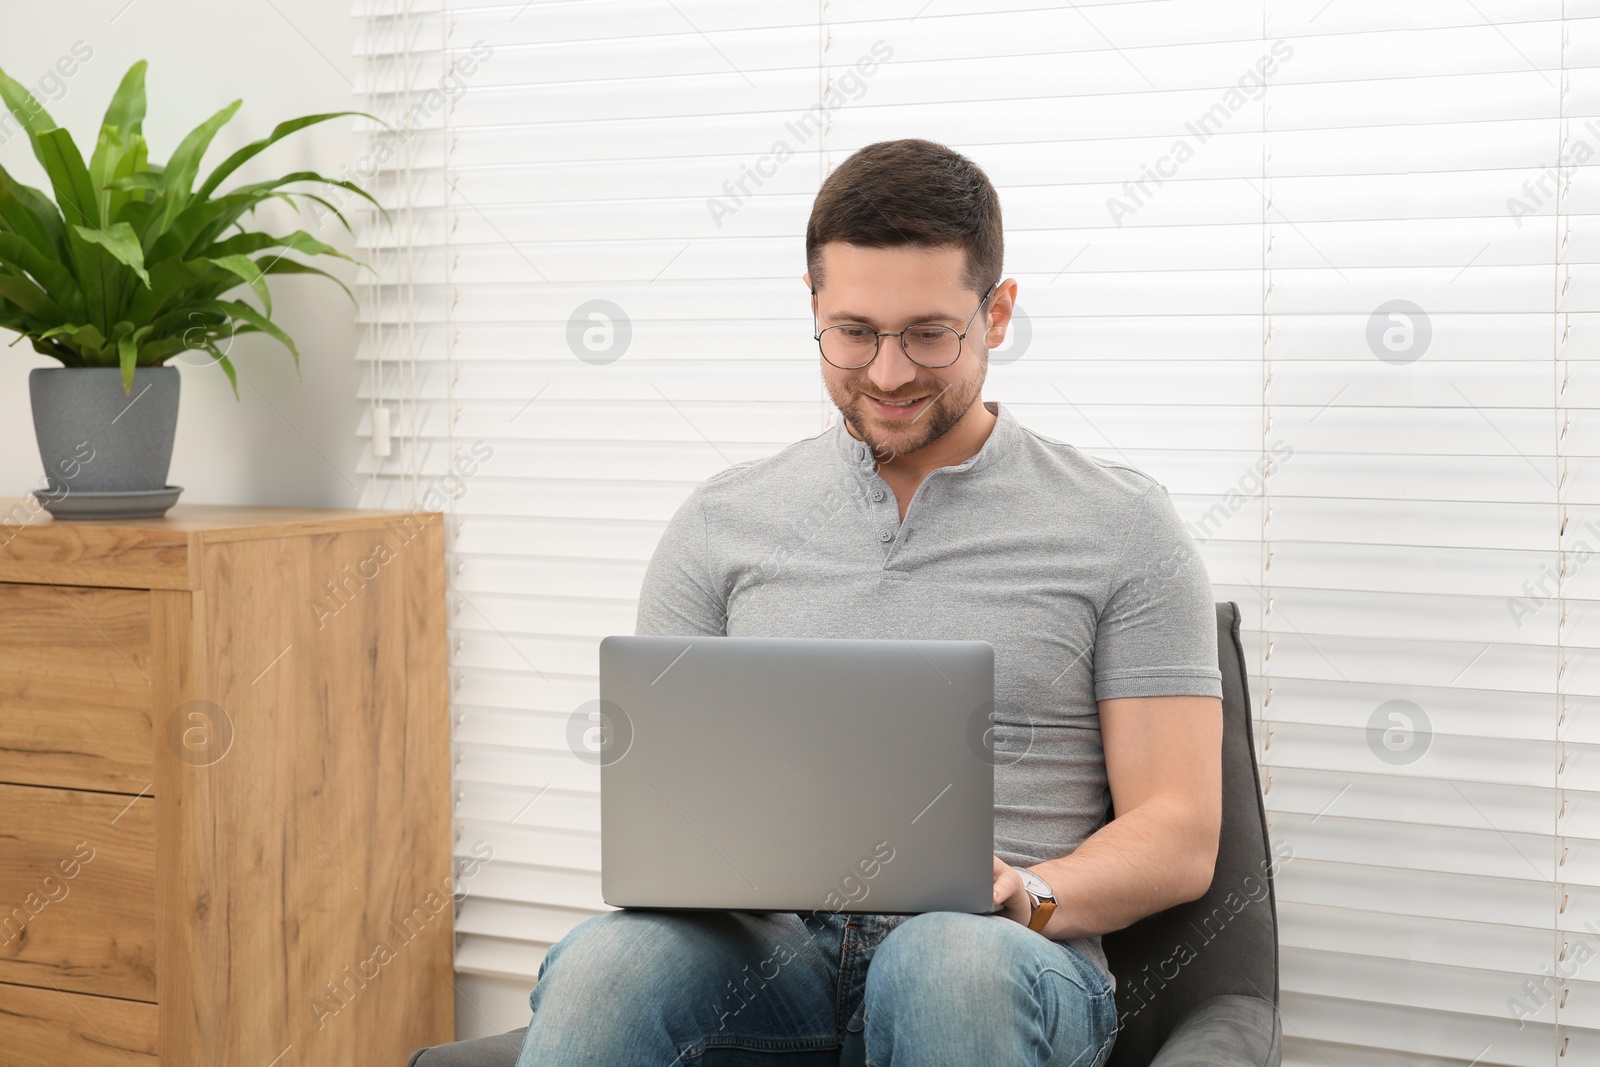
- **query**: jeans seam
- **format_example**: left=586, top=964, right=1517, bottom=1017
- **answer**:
left=1032, top=963, right=1113, bottom=1003
left=1089, top=1025, right=1116, bottom=1067
left=834, top=918, right=856, bottom=1038
left=1031, top=965, right=1115, bottom=1067
left=694, top=1032, right=843, bottom=1054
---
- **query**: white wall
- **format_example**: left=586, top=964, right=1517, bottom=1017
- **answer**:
left=1, top=0, right=367, bottom=508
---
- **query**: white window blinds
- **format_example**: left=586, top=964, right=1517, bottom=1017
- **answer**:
left=353, top=0, right=1600, bottom=1059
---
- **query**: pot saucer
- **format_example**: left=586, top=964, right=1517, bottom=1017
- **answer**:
left=31, top=484, right=184, bottom=520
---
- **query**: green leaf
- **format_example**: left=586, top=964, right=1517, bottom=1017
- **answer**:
left=133, top=333, right=187, bottom=363
left=40, top=126, right=151, bottom=332
left=37, top=127, right=100, bottom=230
left=89, top=62, right=148, bottom=222
left=0, top=296, right=25, bottom=330
left=102, top=135, right=151, bottom=225
left=226, top=170, right=387, bottom=223
left=124, top=258, right=222, bottom=326
left=100, top=61, right=148, bottom=137
left=54, top=322, right=108, bottom=358
left=202, top=253, right=271, bottom=315
left=0, top=64, right=63, bottom=175
left=194, top=111, right=383, bottom=202
left=258, top=256, right=354, bottom=304
left=0, top=162, right=67, bottom=260
left=149, top=188, right=278, bottom=264
left=72, top=222, right=151, bottom=288
left=112, top=195, right=157, bottom=235
left=29, top=322, right=108, bottom=366
left=193, top=297, right=299, bottom=377
left=78, top=323, right=109, bottom=358
left=107, top=322, right=155, bottom=384
left=283, top=190, right=356, bottom=236
left=0, top=233, right=79, bottom=311
left=161, top=171, right=386, bottom=260
left=155, top=99, right=242, bottom=235
left=103, top=172, right=164, bottom=193
left=144, top=305, right=221, bottom=348
left=65, top=230, right=114, bottom=335
left=0, top=268, right=68, bottom=321
left=203, top=343, right=240, bottom=400
left=118, top=327, right=137, bottom=392
left=26, top=334, right=81, bottom=365
left=204, top=228, right=356, bottom=265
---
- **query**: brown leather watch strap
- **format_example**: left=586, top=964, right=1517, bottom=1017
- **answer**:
left=1026, top=897, right=1056, bottom=933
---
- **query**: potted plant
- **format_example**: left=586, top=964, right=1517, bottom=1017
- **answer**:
left=0, top=59, right=387, bottom=518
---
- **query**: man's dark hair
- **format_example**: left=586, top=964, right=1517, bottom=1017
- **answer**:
left=805, top=138, right=1003, bottom=304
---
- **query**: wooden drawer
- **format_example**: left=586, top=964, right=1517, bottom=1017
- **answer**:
left=0, top=783, right=157, bottom=1001
left=0, top=981, right=158, bottom=1065
left=0, top=502, right=455, bottom=1064
left=0, top=584, right=154, bottom=793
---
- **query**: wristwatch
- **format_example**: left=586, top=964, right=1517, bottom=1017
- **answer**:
left=1013, top=866, right=1057, bottom=933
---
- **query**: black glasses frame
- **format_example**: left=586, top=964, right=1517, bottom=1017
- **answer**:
left=812, top=283, right=999, bottom=370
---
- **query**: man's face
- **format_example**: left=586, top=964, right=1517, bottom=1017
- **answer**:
left=806, top=243, right=996, bottom=465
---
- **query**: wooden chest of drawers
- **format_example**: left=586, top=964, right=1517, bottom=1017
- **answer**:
left=0, top=499, right=454, bottom=1065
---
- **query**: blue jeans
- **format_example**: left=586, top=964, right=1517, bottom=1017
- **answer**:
left=516, top=909, right=1117, bottom=1066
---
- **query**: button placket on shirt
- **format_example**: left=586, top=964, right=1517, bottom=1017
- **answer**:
left=853, top=443, right=902, bottom=558
left=837, top=405, right=1010, bottom=588
left=878, top=458, right=983, bottom=563
left=855, top=442, right=980, bottom=561
left=869, top=479, right=899, bottom=555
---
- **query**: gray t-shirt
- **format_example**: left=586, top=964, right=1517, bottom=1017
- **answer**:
left=634, top=399, right=1223, bottom=991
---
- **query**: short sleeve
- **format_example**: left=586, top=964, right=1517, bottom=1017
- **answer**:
left=635, top=487, right=728, bottom=637
left=1093, top=483, right=1223, bottom=701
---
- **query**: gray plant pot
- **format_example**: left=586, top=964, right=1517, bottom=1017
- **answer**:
left=28, top=366, right=183, bottom=514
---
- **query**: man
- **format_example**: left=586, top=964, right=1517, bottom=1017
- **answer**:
left=517, top=138, right=1222, bottom=1067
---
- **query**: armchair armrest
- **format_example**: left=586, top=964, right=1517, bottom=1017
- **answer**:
left=406, top=1027, right=526, bottom=1067
left=1147, top=995, right=1282, bottom=1067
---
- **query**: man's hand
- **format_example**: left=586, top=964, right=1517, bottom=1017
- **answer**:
left=991, top=855, right=1035, bottom=927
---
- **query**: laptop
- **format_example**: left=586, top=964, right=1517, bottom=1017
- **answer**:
left=598, top=634, right=999, bottom=916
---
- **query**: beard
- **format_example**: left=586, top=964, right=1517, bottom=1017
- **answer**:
left=827, top=360, right=987, bottom=465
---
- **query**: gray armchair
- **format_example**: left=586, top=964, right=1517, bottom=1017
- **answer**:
left=1100, top=601, right=1281, bottom=1066
left=408, top=602, right=1280, bottom=1067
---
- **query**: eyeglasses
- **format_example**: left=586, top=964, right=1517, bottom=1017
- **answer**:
left=813, top=283, right=998, bottom=370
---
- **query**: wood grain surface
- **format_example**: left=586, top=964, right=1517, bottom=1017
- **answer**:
left=0, top=583, right=154, bottom=792
left=0, top=783, right=156, bottom=1001
left=0, top=503, right=453, bottom=1065
left=153, top=515, right=453, bottom=1065
left=0, top=982, right=159, bottom=1066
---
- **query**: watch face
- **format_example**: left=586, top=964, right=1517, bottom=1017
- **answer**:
left=1017, top=868, right=1053, bottom=900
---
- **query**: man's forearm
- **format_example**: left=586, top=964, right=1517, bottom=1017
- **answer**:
left=1025, top=796, right=1216, bottom=941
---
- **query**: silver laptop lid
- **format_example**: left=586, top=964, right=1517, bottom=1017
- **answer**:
left=599, top=634, right=996, bottom=915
